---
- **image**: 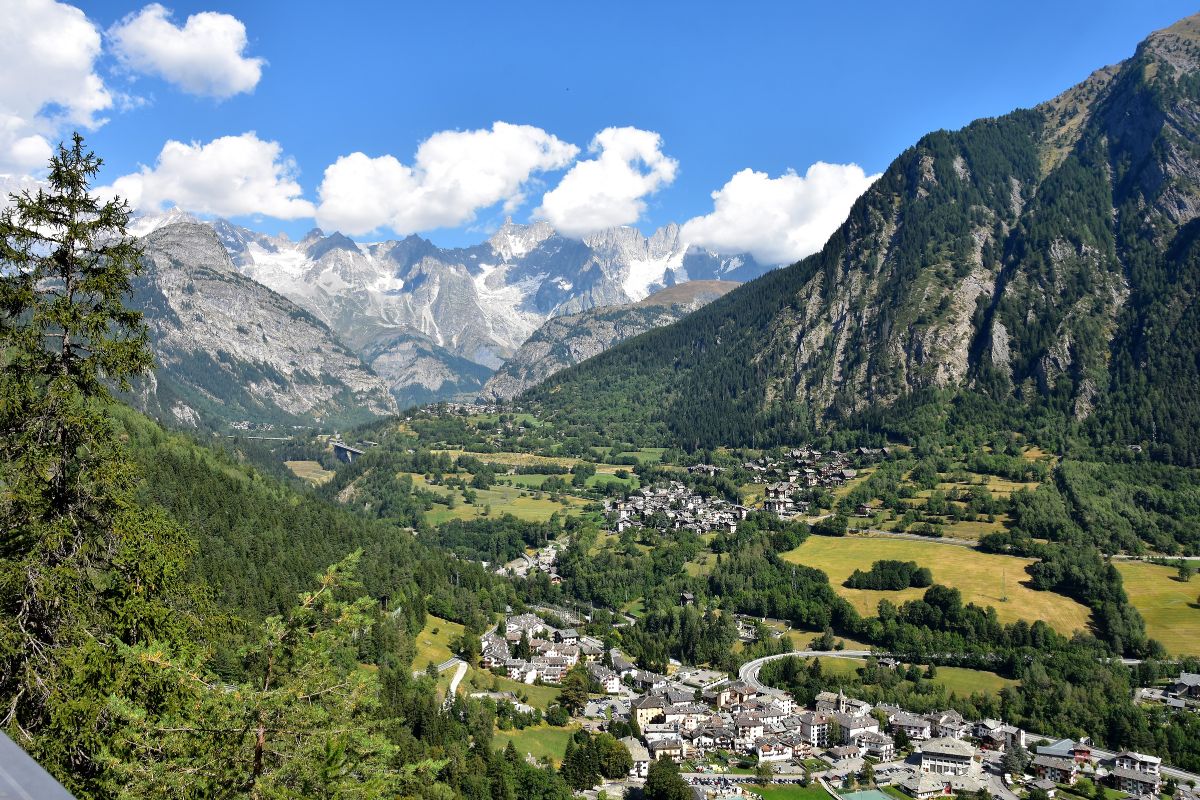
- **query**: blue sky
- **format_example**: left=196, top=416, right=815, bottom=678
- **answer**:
left=6, top=1, right=1197, bottom=260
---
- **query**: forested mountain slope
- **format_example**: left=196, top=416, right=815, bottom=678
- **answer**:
left=526, top=16, right=1200, bottom=463
left=113, top=404, right=508, bottom=623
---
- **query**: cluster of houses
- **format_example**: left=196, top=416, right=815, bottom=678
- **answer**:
left=478, top=613, right=606, bottom=684
left=1028, top=739, right=1167, bottom=799
left=605, top=482, right=749, bottom=536
left=743, top=447, right=876, bottom=518
left=496, top=541, right=563, bottom=582
left=479, top=614, right=1186, bottom=799
left=615, top=681, right=1020, bottom=796
left=1166, top=671, right=1200, bottom=710
left=1135, top=670, right=1200, bottom=713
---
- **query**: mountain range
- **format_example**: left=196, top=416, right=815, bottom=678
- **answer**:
left=523, top=15, right=1200, bottom=465
left=481, top=280, right=739, bottom=401
left=128, top=221, right=398, bottom=430
left=125, top=211, right=770, bottom=427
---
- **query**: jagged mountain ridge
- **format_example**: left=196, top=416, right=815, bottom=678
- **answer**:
left=130, top=212, right=771, bottom=408
left=127, top=221, right=398, bottom=430
left=481, top=280, right=739, bottom=401
left=524, top=15, right=1200, bottom=463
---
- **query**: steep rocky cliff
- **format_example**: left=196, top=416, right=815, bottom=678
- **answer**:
left=129, top=212, right=769, bottom=406
left=481, top=280, right=738, bottom=400
left=128, top=222, right=397, bottom=430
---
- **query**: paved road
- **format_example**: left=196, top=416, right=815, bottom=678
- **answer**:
left=413, top=655, right=466, bottom=679
left=445, top=659, right=468, bottom=699
left=739, top=650, right=875, bottom=691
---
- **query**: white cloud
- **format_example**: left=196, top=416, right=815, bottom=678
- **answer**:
left=680, top=162, right=879, bottom=265
left=316, top=122, right=578, bottom=236
left=535, top=127, right=677, bottom=238
left=101, top=132, right=315, bottom=219
left=109, top=3, right=264, bottom=99
left=0, top=0, right=111, bottom=174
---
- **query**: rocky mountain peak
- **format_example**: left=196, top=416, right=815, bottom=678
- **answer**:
left=488, top=218, right=557, bottom=261
left=306, top=231, right=361, bottom=261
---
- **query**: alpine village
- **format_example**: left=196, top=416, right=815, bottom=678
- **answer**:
left=4, top=5, right=1200, bottom=800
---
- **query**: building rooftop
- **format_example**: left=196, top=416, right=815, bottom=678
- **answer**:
left=921, top=737, right=976, bottom=758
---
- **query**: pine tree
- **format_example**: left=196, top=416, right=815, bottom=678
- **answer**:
left=107, top=553, right=400, bottom=798
left=555, top=662, right=590, bottom=716
left=0, top=134, right=200, bottom=793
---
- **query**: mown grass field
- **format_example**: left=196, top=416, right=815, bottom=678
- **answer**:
left=932, top=665, right=1018, bottom=696
left=685, top=552, right=720, bottom=576
left=805, top=657, right=1016, bottom=697
left=492, top=723, right=577, bottom=765
left=615, top=447, right=668, bottom=464
left=459, top=667, right=561, bottom=710
left=742, top=785, right=830, bottom=800
left=284, top=459, right=335, bottom=484
left=404, top=472, right=590, bottom=524
left=1115, top=561, right=1200, bottom=656
left=431, top=449, right=629, bottom=475
left=414, top=615, right=464, bottom=671
left=781, top=536, right=1092, bottom=634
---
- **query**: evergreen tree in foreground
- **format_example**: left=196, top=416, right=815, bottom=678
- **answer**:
left=0, top=135, right=202, bottom=794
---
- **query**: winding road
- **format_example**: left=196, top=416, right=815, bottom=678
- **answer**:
left=739, top=649, right=875, bottom=691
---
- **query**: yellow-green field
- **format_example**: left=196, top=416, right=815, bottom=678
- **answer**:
left=805, top=657, right=1016, bottom=697
left=685, top=552, right=720, bottom=576
left=933, top=665, right=1018, bottom=696
left=459, top=668, right=562, bottom=710
left=614, top=447, right=668, bottom=464
left=414, top=615, right=464, bottom=671
left=404, top=473, right=590, bottom=524
left=1115, top=561, right=1200, bottom=656
left=285, top=460, right=335, bottom=484
left=493, top=723, right=578, bottom=765
left=743, top=783, right=832, bottom=800
left=781, top=536, right=1092, bottom=634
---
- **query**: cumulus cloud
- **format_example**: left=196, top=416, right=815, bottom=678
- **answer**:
left=0, top=0, right=111, bottom=174
left=101, top=133, right=315, bottom=219
left=109, top=3, right=264, bottom=98
left=680, top=162, right=879, bottom=265
left=535, top=127, right=677, bottom=238
left=316, top=122, right=578, bottom=236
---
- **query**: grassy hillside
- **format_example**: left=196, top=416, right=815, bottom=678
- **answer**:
left=782, top=536, right=1092, bottom=634
left=1114, top=561, right=1200, bottom=655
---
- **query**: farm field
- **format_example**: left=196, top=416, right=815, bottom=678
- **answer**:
left=685, top=552, right=720, bottom=576
left=284, top=459, right=335, bottom=484
left=413, top=615, right=464, bottom=672
left=405, top=472, right=590, bottom=524
left=931, top=665, right=1018, bottom=696
left=810, top=656, right=866, bottom=677
left=615, top=447, right=669, bottom=464
left=781, top=536, right=1092, bottom=634
left=492, top=723, right=577, bottom=765
left=431, top=449, right=629, bottom=475
left=743, top=785, right=830, bottom=800
left=1115, top=561, right=1200, bottom=656
left=803, top=657, right=1016, bottom=697
left=449, top=665, right=562, bottom=710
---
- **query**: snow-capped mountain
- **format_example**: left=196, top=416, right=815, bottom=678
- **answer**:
left=130, top=212, right=776, bottom=408
left=127, top=221, right=398, bottom=431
